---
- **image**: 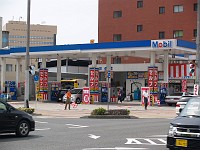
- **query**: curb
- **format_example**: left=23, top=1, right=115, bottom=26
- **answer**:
left=82, top=115, right=138, bottom=119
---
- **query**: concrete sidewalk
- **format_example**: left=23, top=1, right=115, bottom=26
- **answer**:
left=8, top=100, right=177, bottom=119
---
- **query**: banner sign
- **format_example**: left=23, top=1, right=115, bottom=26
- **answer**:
left=90, top=68, right=99, bottom=93
left=82, top=87, right=90, bottom=104
left=141, top=87, right=150, bottom=106
left=148, top=67, right=158, bottom=94
left=194, top=84, right=199, bottom=95
left=182, top=80, right=187, bottom=93
left=39, top=68, right=48, bottom=91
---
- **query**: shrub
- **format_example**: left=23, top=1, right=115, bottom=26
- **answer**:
left=91, top=108, right=130, bottom=116
left=107, top=109, right=130, bottom=115
left=91, top=107, right=106, bottom=115
left=18, top=107, right=35, bottom=114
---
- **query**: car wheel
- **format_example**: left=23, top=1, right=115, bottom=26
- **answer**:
left=76, top=98, right=81, bottom=104
left=16, top=120, right=30, bottom=137
left=167, top=103, right=172, bottom=106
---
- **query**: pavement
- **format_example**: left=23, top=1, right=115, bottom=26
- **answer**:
left=8, top=100, right=177, bottom=119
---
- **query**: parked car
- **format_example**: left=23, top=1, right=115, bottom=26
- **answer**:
left=167, top=97, right=200, bottom=150
left=0, top=100, right=35, bottom=137
left=175, top=95, right=198, bottom=115
left=62, top=88, right=83, bottom=104
left=56, top=89, right=68, bottom=102
left=165, top=92, right=183, bottom=106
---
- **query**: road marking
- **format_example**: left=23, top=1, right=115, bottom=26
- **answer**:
left=35, top=121, right=48, bottom=124
left=35, top=128, right=51, bottom=131
left=66, top=124, right=89, bottom=128
left=125, top=138, right=142, bottom=144
left=158, top=138, right=167, bottom=144
left=143, top=139, right=157, bottom=145
left=83, top=148, right=147, bottom=150
left=125, top=138, right=166, bottom=145
left=88, top=134, right=100, bottom=139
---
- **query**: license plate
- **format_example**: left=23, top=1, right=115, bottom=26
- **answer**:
left=175, top=139, right=188, bottom=147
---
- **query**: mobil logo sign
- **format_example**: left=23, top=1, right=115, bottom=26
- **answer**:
left=151, top=40, right=173, bottom=49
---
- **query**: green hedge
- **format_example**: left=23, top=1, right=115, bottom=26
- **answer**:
left=91, top=107, right=130, bottom=116
left=18, top=107, right=35, bottom=114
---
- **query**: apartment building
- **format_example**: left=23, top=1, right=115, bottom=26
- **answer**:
left=0, top=20, right=57, bottom=92
left=98, top=0, right=197, bottom=63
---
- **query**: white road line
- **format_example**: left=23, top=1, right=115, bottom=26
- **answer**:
left=88, top=134, right=100, bottom=139
left=125, top=138, right=166, bottom=145
left=35, top=121, right=48, bottom=124
left=125, top=138, right=143, bottom=144
left=66, top=124, right=89, bottom=128
left=158, top=138, right=167, bottom=144
left=144, top=139, right=157, bottom=145
left=35, top=128, right=51, bottom=131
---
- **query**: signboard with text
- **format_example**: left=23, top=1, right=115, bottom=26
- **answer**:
left=90, top=68, right=99, bottom=93
left=194, top=84, right=199, bottom=95
left=82, top=87, right=90, bottom=104
left=148, top=67, right=158, bottom=94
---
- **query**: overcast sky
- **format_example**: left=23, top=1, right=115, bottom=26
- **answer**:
left=0, top=0, right=98, bottom=45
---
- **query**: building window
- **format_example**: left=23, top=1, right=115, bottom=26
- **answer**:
left=194, top=29, right=197, bottom=37
left=159, top=32, right=165, bottom=39
left=113, top=34, right=122, bottom=41
left=173, top=30, right=183, bottom=38
left=159, top=7, right=165, bottom=14
left=6, top=64, right=12, bottom=72
left=194, top=3, right=198, bottom=11
left=137, top=1, right=143, bottom=8
left=113, top=56, right=121, bottom=64
left=137, top=25, right=143, bottom=32
left=174, top=5, right=183, bottom=13
left=113, top=11, right=122, bottom=18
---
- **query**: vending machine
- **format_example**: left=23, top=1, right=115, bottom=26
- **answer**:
left=5, top=81, right=17, bottom=100
left=101, top=87, right=108, bottom=102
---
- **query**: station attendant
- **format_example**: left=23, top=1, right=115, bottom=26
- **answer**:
left=64, top=89, right=71, bottom=110
left=143, top=90, right=149, bottom=110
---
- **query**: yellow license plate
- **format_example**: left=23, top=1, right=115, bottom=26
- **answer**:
left=175, top=139, right=188, bottom=147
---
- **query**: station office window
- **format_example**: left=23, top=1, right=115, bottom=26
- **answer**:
left=6, top=64, right=13, bottom=72
left=174, top=5, right=183, bottom=13
left=137, top=1, right=143, bottom=8
left=113, top=10, right=122, bottom=18
left=173, top=30, right=183, bottom=38
left=159, top=31, right=165, bottom=39
left=113, top=34, right=122, bottom=41
left=137, top=25, right=143, bottom=32
left=159, top=7, right=165, bottom=14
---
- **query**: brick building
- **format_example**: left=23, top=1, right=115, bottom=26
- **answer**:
left=98, top=0, right=197, bottom=63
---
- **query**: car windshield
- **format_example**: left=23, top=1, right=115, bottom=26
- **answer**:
left=180, top=97, right=200, bottom=117
left=71, top=89, right=82, bottom=94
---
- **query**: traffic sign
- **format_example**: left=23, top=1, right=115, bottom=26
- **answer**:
left=34, top=75, right=39, bottom=82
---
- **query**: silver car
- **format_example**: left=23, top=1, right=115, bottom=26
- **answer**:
left=62, top=88, right=83, bottom=104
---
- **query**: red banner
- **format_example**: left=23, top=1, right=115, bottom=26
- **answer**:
left=148, top=67, right=158, bottom=94
left=182, top=80, right=187, bottom=92
left=39, top=68, right=48, bottom=91
left=90, top=68, right=99, bottom=93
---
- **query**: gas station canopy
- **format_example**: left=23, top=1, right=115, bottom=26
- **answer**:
left=0, top=39, right=196, bottom=59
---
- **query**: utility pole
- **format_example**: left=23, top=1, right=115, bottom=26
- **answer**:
left=24, top=0, right=31, bottom=108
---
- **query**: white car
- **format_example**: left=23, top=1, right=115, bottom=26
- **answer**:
left=165, top=93, right=183, bottom=106
left=62, top=88, right=83, bottom=104
left=175, top=95, right=198, bottom=115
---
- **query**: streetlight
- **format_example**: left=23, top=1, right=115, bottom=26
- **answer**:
left=24, top=0, right=31, bottom=108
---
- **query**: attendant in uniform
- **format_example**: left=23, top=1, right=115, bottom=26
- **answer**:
left=64, top=89, right=71, bottom=110
left=143, top=90, right=149, bottom=110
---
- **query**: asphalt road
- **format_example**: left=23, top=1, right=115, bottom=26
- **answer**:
left=0, top=117, right=171, bottom=150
